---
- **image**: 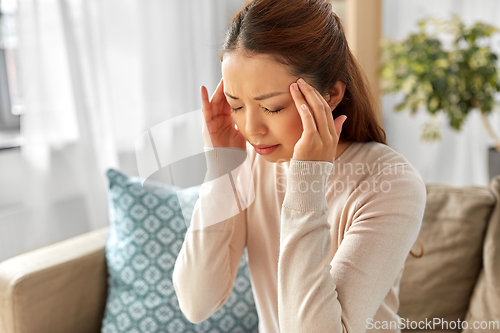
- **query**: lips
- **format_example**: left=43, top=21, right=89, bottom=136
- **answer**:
left=252, top=143, right=279, bottom=156
left=251, top=143, right=278, bottom=149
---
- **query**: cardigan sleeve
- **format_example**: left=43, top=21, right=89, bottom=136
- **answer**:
left=172, top=146, right=254, bottom=324
left=278, top=159, right=427, bottom=333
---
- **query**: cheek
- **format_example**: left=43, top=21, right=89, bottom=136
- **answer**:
left=231, top=115, right=271, bottom=139
left=280, top=111, right=303, bottom=142
left=231, top=114, right=246, bottom=133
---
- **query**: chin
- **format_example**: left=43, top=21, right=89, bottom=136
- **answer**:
left=265, top=154, right=291, bottom=164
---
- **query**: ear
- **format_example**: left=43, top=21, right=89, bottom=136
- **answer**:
left=324, top=81, right=346, bottom=111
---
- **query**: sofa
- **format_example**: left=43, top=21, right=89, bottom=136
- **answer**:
left=1, top=175, right=499, bottom=333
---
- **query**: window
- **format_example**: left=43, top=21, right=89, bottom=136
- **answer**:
left=0, top=0, right=22, bottom=150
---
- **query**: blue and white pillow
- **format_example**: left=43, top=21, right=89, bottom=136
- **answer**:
left=101, top=169, right=259, bottom=333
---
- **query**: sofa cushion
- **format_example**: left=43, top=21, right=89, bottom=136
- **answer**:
left=398, top=182, right=496, bottom=332
left=462, top=176, right=500, bottom=333
left=101, top=169, right=259, bottom=333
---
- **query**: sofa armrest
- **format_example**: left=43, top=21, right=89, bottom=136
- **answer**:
left=0, top=227, right=110, bottom=333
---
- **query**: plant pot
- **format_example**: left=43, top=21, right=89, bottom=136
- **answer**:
left=488, top=146, right=500, bottom=182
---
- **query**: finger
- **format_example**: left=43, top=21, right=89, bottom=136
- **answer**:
left=210, top=77, right=226, bottom=118
left=210, top=77, right=224, bottom=103
left=297, top=79, right=330, bottom=142
left=290, top=83, right=316, bottom=131
left=334, top=115, right=347, bottom=138
left=217, top=78, right=233, bottom=116
left=201, top=85, right=214, bottom=121
left=298, top=102, right=318, bottom=137
left=313, top=88, right=336, bottom=137
left=221, top=94, right=232, bottom=116
left=220, top=78, right=233, bottom=116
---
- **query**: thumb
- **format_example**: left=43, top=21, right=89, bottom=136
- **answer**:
left=335, top=115, right=347, bottom=136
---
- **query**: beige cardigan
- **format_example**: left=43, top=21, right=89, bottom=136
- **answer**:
left=173, top=140, right=426, bottom=333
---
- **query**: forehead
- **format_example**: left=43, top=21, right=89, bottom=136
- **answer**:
left=222, top=51, right=295, bottom=94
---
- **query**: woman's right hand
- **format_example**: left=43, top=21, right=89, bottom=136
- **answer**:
left=201, top=78, right=247, bottom=150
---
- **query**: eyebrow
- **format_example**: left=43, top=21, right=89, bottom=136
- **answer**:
left=224, top=91, right=287, bottom=101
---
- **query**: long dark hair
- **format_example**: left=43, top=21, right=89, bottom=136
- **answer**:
left=219, top=0, right=386, bottom=144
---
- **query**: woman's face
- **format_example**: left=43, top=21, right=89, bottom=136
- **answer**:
left=221, top=50, right=306, bottom=163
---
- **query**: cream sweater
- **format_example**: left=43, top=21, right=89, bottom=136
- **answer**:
left=173, top=140, right=427, bottom=333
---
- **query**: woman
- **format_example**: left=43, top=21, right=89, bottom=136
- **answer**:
left=173, top=0, right=426, bottom=332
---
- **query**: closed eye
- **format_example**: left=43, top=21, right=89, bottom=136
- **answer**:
left=230, top=106, right=283, bottom=115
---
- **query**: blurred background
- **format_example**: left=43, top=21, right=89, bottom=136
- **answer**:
left=0, top=0, right=499, bottom=262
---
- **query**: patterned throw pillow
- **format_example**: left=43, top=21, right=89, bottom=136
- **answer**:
left=101, top=169, right=259, bottom=333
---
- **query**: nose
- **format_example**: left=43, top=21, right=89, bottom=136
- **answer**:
left=245, top=108, right=267, bottom=137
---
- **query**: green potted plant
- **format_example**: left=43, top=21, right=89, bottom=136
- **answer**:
left=379, top=15, right=500, bottom=181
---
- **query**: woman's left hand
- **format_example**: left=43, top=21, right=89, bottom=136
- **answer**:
left=290, top=78, right=347, bottom=162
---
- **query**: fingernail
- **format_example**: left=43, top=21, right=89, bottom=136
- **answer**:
left=298, top=78, right=306, bottom=85
left=301, top=104, right=308, bottom=111
left=292, top=83, right=299, bottom=91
